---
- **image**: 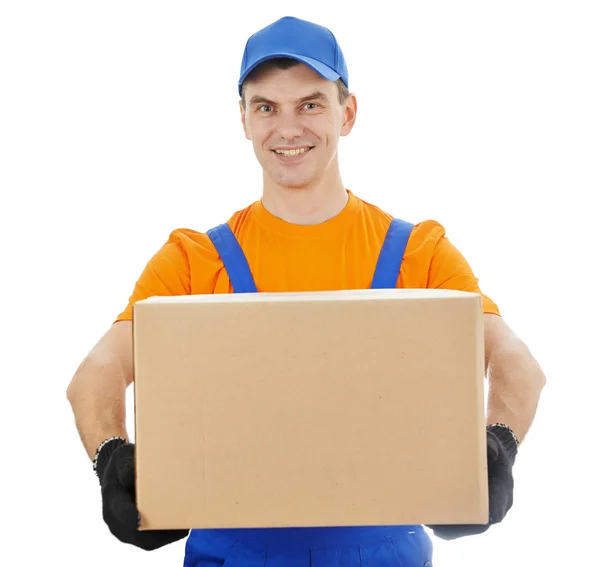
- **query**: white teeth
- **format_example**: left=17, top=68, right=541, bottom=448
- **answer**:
left=275, top=147, right=310, bottom=156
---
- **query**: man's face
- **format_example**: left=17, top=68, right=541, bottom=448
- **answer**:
left=240, top=63, right=356, bottom=190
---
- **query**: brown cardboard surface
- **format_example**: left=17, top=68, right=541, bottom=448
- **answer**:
left=132, top=289, right=488, bottom=530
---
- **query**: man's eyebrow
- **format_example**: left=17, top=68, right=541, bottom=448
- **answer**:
left=296, top=91, right=330, bottom=103
left=248, top=91, right=330, bottom=106
left=248, top=95, right=277, bottom=106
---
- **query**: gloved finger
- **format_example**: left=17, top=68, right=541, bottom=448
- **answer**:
left=486, top=432, right=500, bottom=462
left=114, top=445, right=135, bottom=489
left=108, top=486, right=140, bottom=529
left=132, top=528, right=190, bottom=551
left=488, top=457, right=514, bottom=519
left=431, top=523, right=490, bottom=540
left=489, top=482, right=513, bottom=523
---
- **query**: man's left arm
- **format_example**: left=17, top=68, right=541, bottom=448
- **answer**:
left=422, top=229, right=548, bottom=538
left=484, top=313, right=546, bottom=444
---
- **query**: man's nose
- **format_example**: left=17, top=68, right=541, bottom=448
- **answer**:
left=276, top=111, right=305, bottom=139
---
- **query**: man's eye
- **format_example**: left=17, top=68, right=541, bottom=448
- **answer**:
left=258, top=105, right=272, bottom=112
left=305, top=103, right=318, bottom=109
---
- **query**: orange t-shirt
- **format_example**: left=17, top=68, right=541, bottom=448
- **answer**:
left=115, top=191, right=500, bottom=322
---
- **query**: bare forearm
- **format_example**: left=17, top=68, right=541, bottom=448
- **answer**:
left=486, top=338, right=546, bottom=444
left=67, top=356, right=130, bottom=461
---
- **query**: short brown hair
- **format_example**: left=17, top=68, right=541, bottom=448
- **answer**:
left=240, top=57, right=350, bottom=109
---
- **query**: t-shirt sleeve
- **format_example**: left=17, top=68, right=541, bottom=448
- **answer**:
left=427, top=232, right=501, bottom=316
left=114, top=236, right=191, bottom=323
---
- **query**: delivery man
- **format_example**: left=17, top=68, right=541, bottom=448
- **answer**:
left=66, top=16, right=546, bottom=567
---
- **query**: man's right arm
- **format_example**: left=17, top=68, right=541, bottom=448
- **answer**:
left=66, top=320, right=134, bottom=461
left=66, top=236, right=192, bottom=463
left=65, top=236, right=195, bottom=549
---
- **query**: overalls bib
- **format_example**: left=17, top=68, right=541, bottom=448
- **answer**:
left=182, top=218, right=434, bottom=567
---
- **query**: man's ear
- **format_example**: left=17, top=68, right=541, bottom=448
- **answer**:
left=340, top=93, right=358, bottom=137
left=240, top=101, right=251, bottom=140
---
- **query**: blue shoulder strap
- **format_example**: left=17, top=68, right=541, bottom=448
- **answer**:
left=206, top=223, right=258, bottom=293
left=207, top=217, right=412, bottom=293
left=370, top=218, right=415, bottom=289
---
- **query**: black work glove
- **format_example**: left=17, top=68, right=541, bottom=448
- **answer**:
left=95, top=438, right=189, bottom=550
left=427, top=424, right=518, bottom=540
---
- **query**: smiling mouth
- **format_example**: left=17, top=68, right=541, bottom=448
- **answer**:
left=272, top=146, right=314, bottom=157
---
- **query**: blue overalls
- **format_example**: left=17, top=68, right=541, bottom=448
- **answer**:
left=182, top=218, right=434, bottom=567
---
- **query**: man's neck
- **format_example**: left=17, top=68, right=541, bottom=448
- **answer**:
left=261, top=176, right=348, bottom=226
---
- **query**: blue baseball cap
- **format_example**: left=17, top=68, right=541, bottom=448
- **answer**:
left=238, top=16, right=349, bottom=96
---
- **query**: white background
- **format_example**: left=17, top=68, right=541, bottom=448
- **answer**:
left=1, top=1, right=599, bottom=565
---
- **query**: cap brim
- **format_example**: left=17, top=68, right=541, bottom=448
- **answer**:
left=238, top=53, right=341, bottom=95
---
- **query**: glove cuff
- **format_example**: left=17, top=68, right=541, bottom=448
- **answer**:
left=487, top=424, right=519, bottom=464
left=93, top=436, right=127, bottom=482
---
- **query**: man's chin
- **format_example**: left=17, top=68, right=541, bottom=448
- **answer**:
left=280, top=182, right=313, bottom=191
left=267, top=173, right=314, bottom=190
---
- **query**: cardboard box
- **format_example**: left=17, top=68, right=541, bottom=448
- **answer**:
left=132, top=288, right=488, bottom=530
